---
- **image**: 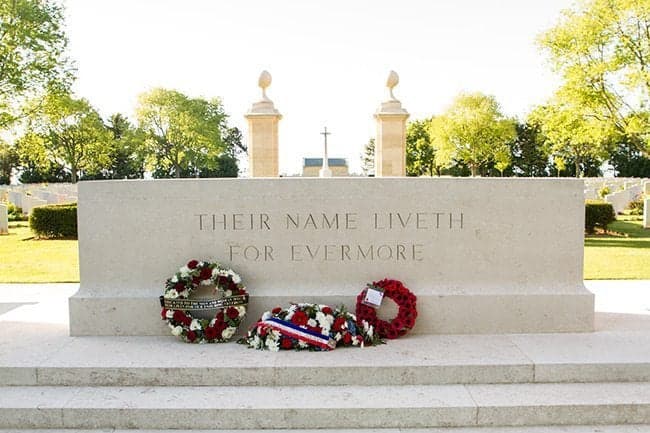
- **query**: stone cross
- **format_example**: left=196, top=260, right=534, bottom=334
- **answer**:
left=319, top=126, right=332, bottom=178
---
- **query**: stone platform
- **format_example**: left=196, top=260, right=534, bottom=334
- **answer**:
left=1, top=282, right=649, bottom=430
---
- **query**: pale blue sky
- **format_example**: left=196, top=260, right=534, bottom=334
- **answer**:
left=65, top=0, right=574, bottom=174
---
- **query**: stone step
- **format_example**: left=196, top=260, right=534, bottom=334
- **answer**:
left=2, top=427, right=650, bottom=433
left=1, top=383, right=649, bottom=429
left=2, top=331, right=650, bottom=386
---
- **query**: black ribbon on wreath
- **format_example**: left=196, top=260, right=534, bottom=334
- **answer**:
left=159, top=294, right=249, bottom=311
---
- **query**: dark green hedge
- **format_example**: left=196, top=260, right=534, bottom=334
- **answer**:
left=29, top=203, right=77, bottom=239
left=585, top=200, right=615, bottom=234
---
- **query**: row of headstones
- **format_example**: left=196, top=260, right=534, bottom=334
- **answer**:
left=1, top=184, right=78, bottom=234
left=0, top=183, right=78, bottom=216
left=583, top=178, right=649, bottom=214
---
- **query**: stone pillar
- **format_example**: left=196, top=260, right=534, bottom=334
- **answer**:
left=0, top=203, right=7, bottom=234
left=374, top=70, right=409, bottom=177
left=643, top=181, right=650, bottom=229
left=245, top=71, right=282, bottom=177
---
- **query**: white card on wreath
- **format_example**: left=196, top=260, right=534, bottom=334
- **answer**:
left=363, top=288, right=384, bottom=308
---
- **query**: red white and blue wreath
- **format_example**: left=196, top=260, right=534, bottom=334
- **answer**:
left=160, top=259, right=248, bottom=343
left=239, top=303, right=383, bottom=351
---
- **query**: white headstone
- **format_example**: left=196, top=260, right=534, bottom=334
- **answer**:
left=0, top=203, right=7, bottom=234
left=22, top=196, right=47, bottom=215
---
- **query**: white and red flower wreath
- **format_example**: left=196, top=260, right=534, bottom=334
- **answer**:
left=160, top=259, right=248, bottom=343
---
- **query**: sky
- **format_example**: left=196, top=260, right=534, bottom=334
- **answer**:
left=64, top=0, right=575, bottom=175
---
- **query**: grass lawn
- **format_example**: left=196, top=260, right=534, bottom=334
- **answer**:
left=0, top=223, right=79, bottom=283
left=584, top=215, right=650, bottom=280
left=0, top=216, right=648, bottom=283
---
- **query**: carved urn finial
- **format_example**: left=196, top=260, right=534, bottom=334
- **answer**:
left=258, top=70, right=272, bottom=101
left=386, top=70, right=399, bottom=101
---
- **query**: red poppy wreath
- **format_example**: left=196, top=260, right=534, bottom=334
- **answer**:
left=355, top=278, right=417, bottom=339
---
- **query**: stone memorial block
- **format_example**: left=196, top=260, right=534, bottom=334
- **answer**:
left=70, top=178, right=594, bottom=336
left=0, top=203, right=7, bottom=234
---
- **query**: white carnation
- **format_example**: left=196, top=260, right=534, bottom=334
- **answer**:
left=190, top=319, right=201, bottom=331
left=298, top=340, right=308, bottom=348
left=251, top=335, right=261, bottom=348
left=307, top=318, right=317, bottom=327
left=179, top=266, right=190, bottom=276
left=232, top=273, right=241, bottom=284
left=224, top=290, right=233, bottom=297
left=265, top=338, right=279, bottom=351
left=235, top=306, right=246, bottom=316
left=171, top=275, right=178, bottom=283
left=222, top=327, right=236, bottom=340
left=315, top=312, right=333, bottom=326
left=171, top=326, right=183, bottom=336
left=167, top=289, right=179, bottom=299
left=165, top=310, right=174, bottom=319
left=261, top=311, right=272, bottom=321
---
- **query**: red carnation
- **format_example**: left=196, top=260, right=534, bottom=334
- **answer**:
left=321, top=306, right=333, bottom=315
left=342, top=332, right=352, bottom=345
left=271, top=307, right=282, bottom=315
left=280, top=338, right=293, bottom=349
left=187, top=260, right=199, bottom=269
left=174, top=282, right=185, bottom=291
left=173, top=310, right=188, bottom=324
left=186, top=330, right=197, bottom=342
left=199, top=267, right=212, bottom=280
left=291, top=311, right=308, bottom=326
left=215, top=320, right=227, bottom=333
left=204, top=326, right=218, bottom=340
left=160, top=308, right=167, bottom=320
left=216, top=311, right=224, bottom=321
left=333, top=316, right=346, bottom=332
left=226, top=307, right=239, bottom=320
left=192, top=277, right=201, bottom=285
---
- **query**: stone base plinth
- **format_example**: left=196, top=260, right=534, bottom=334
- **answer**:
left=69, top=287, right=593, bottom=336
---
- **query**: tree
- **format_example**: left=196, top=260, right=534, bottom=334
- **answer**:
left=136, top=88, right=231, bottom=178
left=83, top=113, right=147, bottom=180
left=18, top=91, right=110, bottom=183
left=0, top=0, right=73, bottom=130
left=0, top=140, right=18, bottom=184
left=430, top=93, right=516, bottom=176
left=360, top=138, right=375, bottom=176
left=494, top=147, right=512, bottom=177
left=539, top=0, right=650, bottom=153
left=529, top=103, right=611, bottom=177
left=609, top=137, right=650, bottom=177
left=508, top=122, right=551, bottom=177
left=406, top=118, right=443, bottom=176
